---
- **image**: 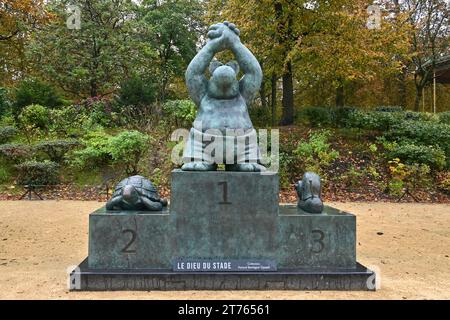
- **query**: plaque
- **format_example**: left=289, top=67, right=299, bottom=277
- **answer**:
left=173, top=258, right=277, bottom=272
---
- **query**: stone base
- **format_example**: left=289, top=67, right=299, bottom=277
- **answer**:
left=70, top=259, right=376, bottom=291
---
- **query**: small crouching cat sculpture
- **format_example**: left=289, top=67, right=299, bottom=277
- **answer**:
left=106, top=175, right=168, bottom=211
left=295, top=172, right=324, bottom=214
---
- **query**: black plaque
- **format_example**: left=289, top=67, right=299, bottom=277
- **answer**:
left=172, top=258, right=277, bottom=272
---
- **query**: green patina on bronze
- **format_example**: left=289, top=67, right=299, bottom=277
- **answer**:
left=88, top=171, right=356, bottom=270
left=181, top=21, right=265, bottom=172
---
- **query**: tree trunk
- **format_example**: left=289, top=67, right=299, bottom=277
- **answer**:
left=271, top=73, right=277, bottom=126
left=413, top=70, right=428, bottom=112
left=259, top=61, right=267, bottom=110
left=90, top=79, right=98, bottom=97
left=414, top=85, right=423, bottom=112
left=280, top=61, right=294, bottom=126
left=260, top=79, right=267, bottom=110
left=335, top=83, right=344, bottom=107
left=397, top=67, right=407, bottom=109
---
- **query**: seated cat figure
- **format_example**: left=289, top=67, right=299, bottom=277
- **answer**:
left=181, top=21, right=265, bottom=172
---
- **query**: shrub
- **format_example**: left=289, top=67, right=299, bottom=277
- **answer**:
left=403, top=111, right=439, bottom=122
left=389, top=143, right=446, bottom=171
left=13, top=79, right=62, bottom=114
left=162, top=100, right=197, bottom=127
left=109, top=130, right=150, bottom=175
left=297, top=106, right=333, bottom=127
left=294, top=130, right=339, bottom=175
left=278, top=152, right=295, bottom=189
left=18, top=104, right=50, bottom=131
left=15, top=160, right=59, bottom=186
left=437, top=172, right=450, bottom=194
left=0, top=143, right=32, bottom=163
left=439, top=111, right=450, bottom=125
left=0, top=163, right=12, bottom=184
left=0, top=87, right=11, bottom=116
left=49, top=105, right=89, bottom=137
left=344, top=110, right=402, bottom=130
left=70, top=130, right=113, bottom=169
left=342, top=167, right=363, bottom=187
left=374, top=106, right=403, bottom=112
left=387, top=158, right=432, bottom=196
left=78, top=97, right=116, bottom=128
left=35, top=140, right=80, bottom=163
left=0, top=126, right=18, bottom=144
left=385, top=120, right=450, bottom=157
left=117, top=76, right=156, bottom=107
left=333, top=106, right=357, bottom=127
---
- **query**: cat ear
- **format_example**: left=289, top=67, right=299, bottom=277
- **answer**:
left=209, top=60, right=223, bottom=75
left=226, top=60, right=240, bottom=74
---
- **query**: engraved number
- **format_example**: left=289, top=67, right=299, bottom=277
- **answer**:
left=218, top=181, right=232, bottom=205
left=121, top=229, right=137, bottom=253
left=311, top=229, right=325, bottom=253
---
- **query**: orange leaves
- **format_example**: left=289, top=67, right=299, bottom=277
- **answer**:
left=0, top=0, right=51, bottom=41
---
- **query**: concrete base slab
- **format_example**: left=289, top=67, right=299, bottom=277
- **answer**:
left=70, top=259, right=376, bottom=291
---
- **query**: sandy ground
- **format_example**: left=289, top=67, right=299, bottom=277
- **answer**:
left=0, top=200, right=449, bottom=300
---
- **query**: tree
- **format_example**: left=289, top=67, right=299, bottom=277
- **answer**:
left=207, top=0, right=409, bottom=117
left=398, top=0, right=450, bottom=111
left=0, top=0, right=51, bottom=85
left=294, top=0, right=409, bottom=107
left=14, top=78, right=62, bottom=113
left=26, top=0, right=142, bottom=98
left=135, top=0, right=205, bottom=104
left=207, top=0, right=300, bottom=125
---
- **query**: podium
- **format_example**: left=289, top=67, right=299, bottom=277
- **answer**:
left=71, top=170, right=375, bottom=291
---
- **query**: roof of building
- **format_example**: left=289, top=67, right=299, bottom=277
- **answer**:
left=423, top=55, right=450, bottom=84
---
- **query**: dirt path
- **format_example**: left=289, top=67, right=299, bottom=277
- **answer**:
left=0, top=201, right=449, bottom=300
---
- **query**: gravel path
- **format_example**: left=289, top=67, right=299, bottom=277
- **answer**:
left=0, top=201, right=449, bottom=299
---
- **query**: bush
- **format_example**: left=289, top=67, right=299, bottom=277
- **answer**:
left=70, top=130, right=113, bottom=169
left=297, top=106, right=333, bottom=127
left=49, top=105, right=89, bottom=137
left=0, top=143, right=32, bottom=163
left=117, top=76, right=156, bottom=107
left=437, top=172, right=450, bottom=194
left=385, top=120, right=450, bottom=158
left=162, top=100, right=197, bottom=127
left=13, top=79, right=62, bottom=114
left=109, top=130, right=150, bottom=175
left=439, top=111, right=450, bottom=125
left=0, top=87, right=11, bottom=116
left=333, top=106, right=357, bottom=127
left=0, top=126, right=18, bottom=144
left=374, top=106, right=403, bottom=112
left=15, top=160, right=59, bottom=186
left=78, top=97, right=117, bottom=128
left=403, top=111, right=439, bottom=122
left=18, top=104, right=50, bottom=131
left=387, top=158, right=432, bottom=196
left=0, top=162, right=12, bottom=184
left=294, top=130, right=339, bottom=175
left=347, top=111, right=405, bottom=131
left=389, top=143, right=446, bottom=171
left=35, top=140, right=80, bottom=163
